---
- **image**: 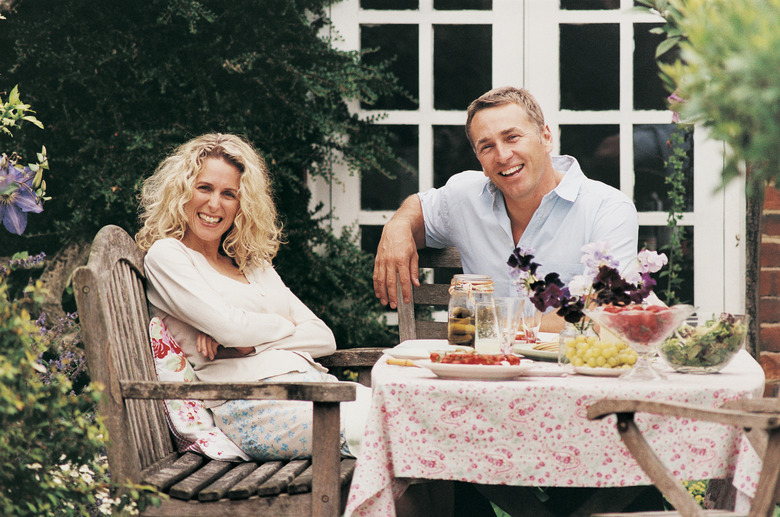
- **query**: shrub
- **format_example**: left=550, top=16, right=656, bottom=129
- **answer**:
left=0, top=266, right=158, bottom=516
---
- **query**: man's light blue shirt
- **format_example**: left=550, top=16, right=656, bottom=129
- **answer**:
left=419, top=155, right=638, bottom=297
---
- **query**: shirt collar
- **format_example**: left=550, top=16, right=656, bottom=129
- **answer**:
left=550, top=155, right=583, bottom=202
left=481, top=155, right=585, bottom=202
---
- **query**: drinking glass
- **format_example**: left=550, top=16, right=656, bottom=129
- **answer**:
left=520, top=297, right=542, bottom=344
left=474, top=297, right=501, bottom=354
left=494, top=297, right=523, bottom=355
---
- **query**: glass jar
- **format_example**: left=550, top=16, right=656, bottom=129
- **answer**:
left=558, top=321, right=597, bottom=365
left=447, top=274, right=494, bottom=348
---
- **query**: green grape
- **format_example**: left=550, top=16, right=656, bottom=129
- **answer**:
left=564, top=334, right=637, bottom=369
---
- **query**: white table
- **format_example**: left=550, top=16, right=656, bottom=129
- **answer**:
left=345, top=350, right=765, bottom=517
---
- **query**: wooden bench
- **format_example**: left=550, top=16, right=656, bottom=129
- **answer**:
left=73, top=225, right=384, bottom=517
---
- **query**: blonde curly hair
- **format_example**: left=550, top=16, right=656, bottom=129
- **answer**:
left=136, top=133, right=281, bottom=271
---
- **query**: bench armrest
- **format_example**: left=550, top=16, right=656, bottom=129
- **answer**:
left=120, top=380, right=356, bottom=402
left=317, top=348, right=386, bottom=368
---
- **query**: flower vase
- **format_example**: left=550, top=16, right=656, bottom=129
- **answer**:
left=558, top=321, right=597, bottom=366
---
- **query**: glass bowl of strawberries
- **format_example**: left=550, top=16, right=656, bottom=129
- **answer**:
left=585, top=304, right=696, bottom=381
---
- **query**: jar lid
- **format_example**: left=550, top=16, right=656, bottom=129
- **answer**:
left=450, top=274, right=494, bottom=294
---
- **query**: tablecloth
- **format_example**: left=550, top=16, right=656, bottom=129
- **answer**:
left=345, top=350, right=765, bottom=517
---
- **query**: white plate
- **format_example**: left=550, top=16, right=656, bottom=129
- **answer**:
left=385, top=340, right=466, bottom=361
left=513, top=333, right=560, bottom=362
left=414, top=359, right=533, bottom=380
left=573, top=366, right=627, bottom=377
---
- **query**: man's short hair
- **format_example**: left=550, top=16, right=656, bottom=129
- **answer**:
left=465, top=86, right=547, bottom=149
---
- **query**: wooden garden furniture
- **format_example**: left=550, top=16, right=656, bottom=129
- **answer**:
left=73, top=225, right=384, bottom=517
left=588, top=398, right=780, bottom=517
left=396, top=246, right=462, bottom=342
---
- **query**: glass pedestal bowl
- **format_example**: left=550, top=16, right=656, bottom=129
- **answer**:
left=658, top=314, right=748, bottom=374
left=584, top=304, right=696, bottom=381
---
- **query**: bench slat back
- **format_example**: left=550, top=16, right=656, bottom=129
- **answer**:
left=74, top=225, right=174, bottom=482
left=397, top=247, right=463, bottom=342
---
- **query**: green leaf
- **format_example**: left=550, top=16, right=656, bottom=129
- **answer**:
left=8, top=85, right=20, bottom=104
left=22, top=115, right=43, bottom=129
left=656, top=36, right=680, bottom=58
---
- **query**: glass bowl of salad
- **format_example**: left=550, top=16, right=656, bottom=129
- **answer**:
left=658, top=313, right=748, bottom=373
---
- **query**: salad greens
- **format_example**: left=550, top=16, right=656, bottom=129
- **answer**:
left=660, top=313, right=747, bottom=368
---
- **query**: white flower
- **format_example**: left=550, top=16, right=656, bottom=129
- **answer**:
left=637, top=249, right=668, bottom=273
left=568, top=274, right=592, bottom=298
left=623, top=250, right=668, bottom=284
left=621, top=260, right=643, bottom=284
left=580, top=241, right=619, bottom=275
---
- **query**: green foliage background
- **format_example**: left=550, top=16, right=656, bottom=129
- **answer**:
left=1, top=0, right=403, bottom=348
left=638, top=0, right=780, bottom=193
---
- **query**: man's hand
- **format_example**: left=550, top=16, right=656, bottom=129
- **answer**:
left=373, top=223, right=420, bottom=309
left=373, top=196, right=426, bottom=309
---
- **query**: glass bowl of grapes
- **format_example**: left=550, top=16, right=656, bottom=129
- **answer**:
left=658, top=313, right=748, bottom=374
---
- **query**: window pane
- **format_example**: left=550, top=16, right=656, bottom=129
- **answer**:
left=361, top=125, right=419, bottom=211
left=360, top=225, right=384, bottom=254
left=361, top=0, right=418, bottom=9
left=559, top=125, right=620, bottom=189
left=361, top=25, right=419, bottom=110
left=434, top=25, right=492, bottom=110
left=560, top=24, right=620, bottom=110
left=633, top=124, right=694, bottom=212
left=639, top=225, right=694, bottom=305
left=433, top=125, right=482, bottom=188
left=634, top=23, right=680, bottom=110
left=561, top=0, right=619, bottom=9
left=434, top=0, right=491, bottom=9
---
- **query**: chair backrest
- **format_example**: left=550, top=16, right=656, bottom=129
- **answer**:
left=73, top=225, right=174, bottom=484
left=396, top=247, right=462, bottom=342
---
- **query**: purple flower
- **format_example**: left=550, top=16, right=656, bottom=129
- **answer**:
left=529, top=272, right=566, bottom=309
left=0, top=159, right=42, bottom=235
left=507, top=241, right=666, bottom=328
left=508, top=246, right=541, bottom=296
left=580, top=241, right=619, bottom=276
left=668, top=91, right=685, bottom=123
left=557, top=295, right=586, bottom=324
left=507, top=247, right=538, bottom=275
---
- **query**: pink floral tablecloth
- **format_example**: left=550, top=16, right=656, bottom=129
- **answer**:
left=345, top=350, right=765, bottom=517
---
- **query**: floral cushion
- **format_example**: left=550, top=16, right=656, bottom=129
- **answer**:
left=149, top=317, right=249, bottom=461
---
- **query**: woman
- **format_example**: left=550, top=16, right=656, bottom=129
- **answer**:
left=136, top=133, right=368, bottom=460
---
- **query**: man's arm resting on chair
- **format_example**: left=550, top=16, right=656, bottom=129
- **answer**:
left=373, top=195, right=426, bottom=309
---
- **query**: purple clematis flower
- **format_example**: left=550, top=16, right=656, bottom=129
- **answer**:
left=0, top=161, right=43, bottom=235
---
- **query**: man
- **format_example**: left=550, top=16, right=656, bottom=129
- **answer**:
left=373, top=86, right=658, bottom=516
left=373, top=86, right=638, bottom=331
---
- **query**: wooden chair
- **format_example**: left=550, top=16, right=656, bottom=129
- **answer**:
left=588, top=398, right=780, bottom=517
left=73, top=225, right=384, bottom=517
left=396, top=247, right=462, bottom=343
